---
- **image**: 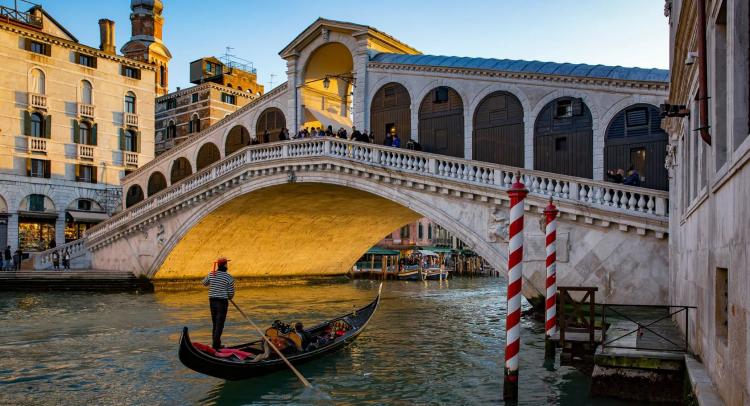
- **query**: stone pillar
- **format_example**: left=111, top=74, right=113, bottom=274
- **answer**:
left=593, top=124, right=605, bottom=180
left=285, top=54, right=299, bottom=132
left=411, top=99, right=419, bottom=142
left=524, top=115, right=534, bottom=170
left=55, top=211, right=65, bottom=247
left=6, top=214, right=18, bottom=251
left=352, top=38, right=369, bottom=131
left=464, top=106, right=473, bottom=159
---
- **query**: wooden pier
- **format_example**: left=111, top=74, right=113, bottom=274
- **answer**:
left=0, top=270, right=153, bottom=292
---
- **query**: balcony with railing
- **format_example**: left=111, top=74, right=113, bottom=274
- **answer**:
left=123, top=151, right=139, bottom=167
left=28, top=93, right=47, bottom=109
left=78, top=103, right=95, bottom=119
left=27, top=136, right=47, bottom=153
left=124, top=112, right=138, bottom=127
left=77, top=144, right=94, bottom=160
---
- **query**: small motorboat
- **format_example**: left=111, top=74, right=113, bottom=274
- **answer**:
left=178, top=290, right=381, bottom=380
left=422, top=268, right=451, bottom=280
left=396, top=269, right=422, bottom=281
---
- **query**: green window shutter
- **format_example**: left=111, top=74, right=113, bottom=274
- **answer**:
left=92, top=166, right=98, bottom=184
left=73, top=120, right=80, bottom=143
left=26, top=158, right=31, bottom=176
left=23, top=38, right=31, bottom=51
left=136, top=131, right=141, bottom=152
left=136, top=69, right=141, bottom=80
left=119, top=128, right=125, bottom=150
left=91, top=123, right=98, bottom=146
left=43, top=160, right=51, bottom=178
left=43, top=43, right=51, bottom=56
left=91, top=56, right=97, bottom=69
left=44, top=115, right=52, bottom=138
left=23, top=110, right=31, bottom=136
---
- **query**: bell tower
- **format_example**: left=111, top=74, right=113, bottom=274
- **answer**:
left=121, top=0, right=171, bottom=96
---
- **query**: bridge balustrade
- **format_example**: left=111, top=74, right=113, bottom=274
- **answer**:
left=85, top=138, right=668, bottom=245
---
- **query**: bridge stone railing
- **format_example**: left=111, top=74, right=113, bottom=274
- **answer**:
left=85, top=137, right=668, bottom=246
left=32, top=238, right=89, bottom=269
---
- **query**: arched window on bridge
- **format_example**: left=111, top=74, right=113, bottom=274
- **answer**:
left=605, top=104, right=668, bottom=190
left=256, top=108, right=285, bottom=143
left=170, top=157, right=192, bottom=184
left=196, top=142, right=221, bottom=171
left=533, top=97, right=593, bottom=178
left=225, top=125, right=250, bottom=156
left=370, top=82, right=411, bottom=145
left=473, top=91, right=524, bottom=167
left=419, top=86, right=464, bottom=157
left=147, top=171, right=167, bottom=196
left=125, top=185, right=144, bottom=208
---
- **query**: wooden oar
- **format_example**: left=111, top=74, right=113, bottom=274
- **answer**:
left=229, top=299, right=312, bottom=388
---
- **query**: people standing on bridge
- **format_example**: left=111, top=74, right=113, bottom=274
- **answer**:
left=52, top=250, right=60, bottom=270
left=392, top=133, right=401, bottom=148
left=202, top=257, right=235, bottom=350
left=325, top=125, right=334, bottom=137
left=383, top=131, right=393, bottom=146
left=606, top=168, right=625, bottom=183
left=263, top=130, right=270, bottom=144
left=13, top=248, right=22, bottom=271
left=62, top=249, right=71, bottom=270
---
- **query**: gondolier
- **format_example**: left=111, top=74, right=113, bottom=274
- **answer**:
left=202, top=256, right=235, bottom=350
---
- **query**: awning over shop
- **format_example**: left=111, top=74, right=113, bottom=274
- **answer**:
left=366, top=247, right=400, bottom=256
left=67, top=210, right=109, bottom=223
left=416, top=249, right=439, bottom=257
left=419, top=246, right=453, bottom=254
left=18, top=210, right=58, bottom=220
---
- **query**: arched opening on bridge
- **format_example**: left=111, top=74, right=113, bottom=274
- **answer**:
left=605, top=104, right=668, bottom=190
left=196, top=142, right=221, bottom=171
left=301, top=42, right=354, bottom=131
left=155, top=183, right=423, bottom=279
left=225, top=125, right=250, bottom=156
left=255, top=108, right=286, bottom=143
left=370, top=82, right=411, bottom=145
left=170, top=157, right=192, bottom=184
left=419, top=86, right=464, bottom=157
left=534, top=97, right=593, bottom=178
left=147, top=171, right=167, bottom=196
left=472, top=91, right=524, bottom=166
left=125, top=185, right=144, bottom=208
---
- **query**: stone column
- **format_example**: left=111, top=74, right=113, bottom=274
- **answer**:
left=592, top=124, right=605, bottom=180
left=55, top=211, right=65, bottom=247
left=352, top=38, right=369, bottom=131
left=6, top=214, right=18, bottom=251
left=523, top=115, right=534, bottom=170
left=463, top=106, right=473, bottom=159
left=285, top=54, right=299, bottom=132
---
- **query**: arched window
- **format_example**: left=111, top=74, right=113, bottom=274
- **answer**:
left=29, top=68, right=45, bottom=94
left=159, top=65, right=166, bottom=87
left=255, top=108, right=285, bottom=142
left=196, top=142, right=220, bottom=171
left=80, top=80, right=92, bottom=105
left=533, top=97, right=593, bottom=178
left=30, top=112, right=43, bottom=137
left=170, top=157, right=192, bottom=184
left=472, top=91, right=524, bottom=166
left=237, top=86, right=243, bottom=91
left=225, top=125, right=250, bottom=155
left=125, top=185, right=144, bottom=208
left=79, top=121, right=91, bottom=145
left=147, top=171, right=167, bottom=196
left=167, top=120, right=176, bottom=139
left=418, top=86, right=464, bottom=157
left=124, top=91, right=136, bottom=114
left=370, top=82, right=411, bottom=145
left=189, top=114, right=201, bottom=133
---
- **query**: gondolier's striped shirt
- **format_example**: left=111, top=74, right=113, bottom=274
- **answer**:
left=202, top=271, right=235, bottom=299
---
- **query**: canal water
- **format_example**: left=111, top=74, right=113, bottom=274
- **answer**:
left=0, top=278, right=627, bottom=405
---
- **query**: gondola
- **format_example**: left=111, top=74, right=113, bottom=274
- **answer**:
left=178, top=289, right=381, bottom=381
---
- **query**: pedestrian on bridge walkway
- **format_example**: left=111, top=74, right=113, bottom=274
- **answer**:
left=202, top=257, right=235, bottom=350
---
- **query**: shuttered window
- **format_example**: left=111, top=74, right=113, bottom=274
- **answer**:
left=25, top=39, right=51, bottom=56
left=27, top=159, right=50, bottom=178
left=29, top=194, right=45, bottom=211
left=75, top=164, right=97, bottom=183
left=121, top=65, right=141, bottom=79
left=75, top=52, right=97, bottom=68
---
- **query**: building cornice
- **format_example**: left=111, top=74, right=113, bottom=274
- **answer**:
left=367, top=62, right=670, bottom=92
left=0, top=21, right=157, bottom=71
left=156, top=82, right=258, bottom=102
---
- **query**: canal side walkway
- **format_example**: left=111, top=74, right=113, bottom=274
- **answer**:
left=0, top=270, right=153, bottom=292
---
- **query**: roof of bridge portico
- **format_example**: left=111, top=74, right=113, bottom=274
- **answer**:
left=278, top=17, right=420, bottom=59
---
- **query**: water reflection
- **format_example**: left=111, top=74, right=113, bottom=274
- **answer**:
left=0, top=279, right=627, bottom=405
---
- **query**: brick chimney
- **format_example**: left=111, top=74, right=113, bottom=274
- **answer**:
left=98, top=19, right=116, bottom=54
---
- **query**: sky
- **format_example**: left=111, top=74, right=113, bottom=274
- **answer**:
left=37, top=0, right=669, bottom=91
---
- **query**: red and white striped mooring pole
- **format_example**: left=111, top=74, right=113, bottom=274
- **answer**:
left=503, top=174, right=527, bottom=401
left=544, top=198, right=559, bottom=358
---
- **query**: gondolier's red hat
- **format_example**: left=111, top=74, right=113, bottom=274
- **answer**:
left=216, top=256, right=230, bottom=265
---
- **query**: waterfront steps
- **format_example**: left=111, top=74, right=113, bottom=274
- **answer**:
left=0, top=270, right=153, bottom=292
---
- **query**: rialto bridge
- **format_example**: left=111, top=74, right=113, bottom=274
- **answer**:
left=33, top=18, right=672, bottom=305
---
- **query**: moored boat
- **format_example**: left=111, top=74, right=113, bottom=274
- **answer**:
left=178, top=289, right=381, bottom=380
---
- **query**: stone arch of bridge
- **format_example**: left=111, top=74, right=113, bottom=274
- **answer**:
left=149, top=178, right=508, bottom=281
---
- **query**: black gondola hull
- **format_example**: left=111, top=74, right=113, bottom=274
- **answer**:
left=178, top=293, right=379, bottom=381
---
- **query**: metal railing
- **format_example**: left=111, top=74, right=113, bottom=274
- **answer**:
left=601, top=304, right=695, bottom=353
left=0, top=4, right=41, bottom=27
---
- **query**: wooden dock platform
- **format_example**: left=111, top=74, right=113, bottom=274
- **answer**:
left=0, top=270, right=153, bottom=292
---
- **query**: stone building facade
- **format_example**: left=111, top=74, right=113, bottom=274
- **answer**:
left=663, top=0, right=750, bottom=403
left=154, top=56, right=262, bottom=155
left=0, top=3, right=157, bottom=252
